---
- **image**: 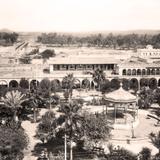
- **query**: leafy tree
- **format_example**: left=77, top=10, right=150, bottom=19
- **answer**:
left=139, top=147, right=151, bottom=160
left=27, top=91, right=45, bottom=122
left=39, top=78, right=51, bottom=98
left=40, top=49, right=56, bottom=59
left=19, top=56, right=31, bottom=64
left=0, top=32, right=18, bottom=45
left=138, top=87, right=154, bottom=109
left=110, top=79, right=120, bottom=90
left=37, top=32, right=160, bottom=49
left=82, top=112, right=111, bottom=150
left=36, top=111, right=57, bottom=143
left=150, top=131, right=160, bottom=154
left=0, top=122, right=28, bottom=160
left=1, top=90, right=27, bottom=121
left=100, top=79, right=110, bottom=93
left=51, top=80, right=61, bottom=94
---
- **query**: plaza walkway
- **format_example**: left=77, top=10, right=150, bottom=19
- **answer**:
left=109, top=109, right=160, bottom=155
left=22, top=109, right=48, bottom=160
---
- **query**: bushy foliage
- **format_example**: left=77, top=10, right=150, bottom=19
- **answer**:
left=150, top=131, right=160, bottom=153
left=82, top=112, right=111, bottom=148
left=0, top=122, right=28, bottom=160
left=1, top=90, right=27, bottom=121
left=37, top=32, right=160, bottom=49
left=139, top=147, right=151, bottom=160
left=138, top=87, right=154, bottom=109
left=0, top=32, right=18, bottom=45
left=40, top=49, right=56, bottom=59
left=105, top=147, right=137, bottom=160
left=36, top=111, right=57, bottom=142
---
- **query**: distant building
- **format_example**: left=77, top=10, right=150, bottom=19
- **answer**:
left=137, top=45, right=160, bottom=60
left=48, top=56, right=118, bottom=73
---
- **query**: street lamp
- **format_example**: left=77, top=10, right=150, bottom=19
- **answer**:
left=131, top=121, right=136, bottom=138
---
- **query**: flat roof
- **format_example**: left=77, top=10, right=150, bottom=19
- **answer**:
left=48, top=56, right=119, bottom=65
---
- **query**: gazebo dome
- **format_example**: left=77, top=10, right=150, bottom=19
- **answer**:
left=104, top=86, right=136, bottom=103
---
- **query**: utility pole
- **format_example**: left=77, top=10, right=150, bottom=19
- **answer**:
left=64, top=133, right=67, bottom=160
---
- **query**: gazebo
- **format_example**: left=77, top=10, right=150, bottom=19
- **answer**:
left=103, top=84, right=138, bottom=127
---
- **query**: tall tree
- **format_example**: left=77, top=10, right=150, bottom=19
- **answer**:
left=0, top=123, right=28, bottom=160
left=82, top=112, right=111, bottom=149
left=92, top=68, right=106, bottom=91
left=60, top=100, right=83, bottom=160
left=1, top=90, right=27, bottom=121
left=36, top=111, right=57, bottom=143
left=62, top=74, right=76, bottom=101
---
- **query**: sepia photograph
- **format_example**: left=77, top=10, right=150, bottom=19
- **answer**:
left=0, top=0, right=160, bottom=159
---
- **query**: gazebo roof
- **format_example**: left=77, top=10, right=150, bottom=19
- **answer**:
left=104, top=85, right=136, bottom=103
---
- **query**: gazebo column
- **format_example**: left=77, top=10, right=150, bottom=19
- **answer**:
left=114, top=104, right=116, bottom=123
left=124, top=104, right=127, bottom=124
left=132, top=102, right=137, bottom=121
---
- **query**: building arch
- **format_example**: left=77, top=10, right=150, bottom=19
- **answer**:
left=19, top=78, right=29, bottom=89
left=110, top=79, right=120, bottom=90
left=137, top=69, right=141, bottom=76
left=122, top=78, right=130, bottom=90
left=0, top=80, right=8, bottom=97
left=151, top=69, right=156, bottom=75
left=0, top=80, right=8, bottom=87
left=142, top=69, right=146, bottom=76
left=140, top=78, right=149, bottom=88
left=50, top=79, right=61, bottom=92
left=130, top=78, right=139, bottom=91
left=147, top=69, right=150, bottom=75
left=90, top=81, right=95, bottom=90
left=149, top=78, right=157, bottom=89
left=30, top=80, right=40, bottom=90
left=122, top=69, right=126, bottom=75
left=156, top=69, right=160, bottom=75
left=158, top=79, right=160, bottom=87
left=74, top=79, right=81, bottom=89
left=132, top=69, right=136, bottom=75
left=127, top=69, right=131, bottom=76
left=39, top=78, right=51, bottom=90
left=82, top=79, right=90, bottom=89
left=9, top=80, right=19, bottom=88
left=54, top=79, right=61, bottom=85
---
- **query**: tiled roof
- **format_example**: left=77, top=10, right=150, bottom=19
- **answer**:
left=104, top=86, right=136, bottom=103
left=48, top=56, right=119, bottom=65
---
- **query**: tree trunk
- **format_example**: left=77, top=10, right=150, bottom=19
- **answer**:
left=33, top=107, right=37, bottom=123
left=13, top=110, right=18, bottom=122
left=70, top=139, right=73, bottom=160
left=65, top=134, right=67, bottom=160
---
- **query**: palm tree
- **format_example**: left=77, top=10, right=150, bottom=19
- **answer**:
left=61, top=100, right=83, bottom=160
left=1, top=90, right=27, bottom=121
left=62, top=74, right=76, bottom=101
left=88, top=68, right=106, bottom=91
left=150, top=131, right=160, bottom=154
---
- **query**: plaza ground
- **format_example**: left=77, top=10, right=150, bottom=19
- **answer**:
left=22, top=103, right=160, bottom=159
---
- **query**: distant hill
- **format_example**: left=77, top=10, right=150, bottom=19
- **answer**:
left=1, top=29, right=160, bottom=36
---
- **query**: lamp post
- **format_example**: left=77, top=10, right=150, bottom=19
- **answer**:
left=131, top=121, right=135, bottom=138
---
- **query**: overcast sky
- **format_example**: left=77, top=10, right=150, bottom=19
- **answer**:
left=0, top=0, right=160, bottom=32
